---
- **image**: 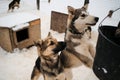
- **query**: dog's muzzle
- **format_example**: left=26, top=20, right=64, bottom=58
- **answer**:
left=86, top=17, right=99, bottom=25
left=53, top=42, right=66, bottom=53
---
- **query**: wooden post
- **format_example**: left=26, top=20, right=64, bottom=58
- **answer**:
left=48, top=0, right=51, bottom=3
left=36, top=0, right=40, bottom=10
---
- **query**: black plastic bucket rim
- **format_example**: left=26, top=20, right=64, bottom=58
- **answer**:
left=98, top=25, right=120, bottom=48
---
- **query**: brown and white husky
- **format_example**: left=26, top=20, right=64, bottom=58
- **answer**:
left=61, top=4, right=99, bottom=69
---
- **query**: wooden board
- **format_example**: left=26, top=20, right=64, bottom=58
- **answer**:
left=50, top=11, right=68, bottom=33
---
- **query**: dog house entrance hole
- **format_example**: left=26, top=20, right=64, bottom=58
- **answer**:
left=16, top=28, right=29, bottom=42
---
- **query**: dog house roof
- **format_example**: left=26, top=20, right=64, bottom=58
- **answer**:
left=0, top=12, right=40, bottom=28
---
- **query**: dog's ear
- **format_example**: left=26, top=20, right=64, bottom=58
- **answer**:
left=82, top=0, right=89, bottom=11
left=83, top=4, right=89, bottom=11
left=33, top=39, right=43, bottom=47
left=67, top=6, right=75, bottom=15
left=47, top=32, right=52, bottom=38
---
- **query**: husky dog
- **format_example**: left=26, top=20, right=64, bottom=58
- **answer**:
left=31, top=33, right=72, bottom=80
left=61, top=4, right=99, bottom=68
left=8, top=0, right=20, bottom=12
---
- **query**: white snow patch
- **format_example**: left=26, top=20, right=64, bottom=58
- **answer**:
left=0, top=46, right=38, bottom=80
left=0, top=12, right=40, bottom=28
left=50, top=30, right=65, bottom=41
left=12, top=23, right=29, bottom=31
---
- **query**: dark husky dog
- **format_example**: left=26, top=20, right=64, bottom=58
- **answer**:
left=8, top=0, right=20, bottom=12
left=31, top=33, right=72, bottom=80
left=61, top=4, right=99, bottom=69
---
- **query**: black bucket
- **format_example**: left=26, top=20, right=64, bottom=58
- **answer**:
left=93, top=25, right=120, bottom=80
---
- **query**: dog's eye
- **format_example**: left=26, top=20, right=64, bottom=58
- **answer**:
left=81, top=14, right=86, bottom=17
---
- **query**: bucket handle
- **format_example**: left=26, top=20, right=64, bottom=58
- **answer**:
left=99, top=8, right=120, bottom=27
left=98, top=8, right=120, bottom=47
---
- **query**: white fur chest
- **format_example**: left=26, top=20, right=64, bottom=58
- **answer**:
left=71, top=36, right=93, bottom=60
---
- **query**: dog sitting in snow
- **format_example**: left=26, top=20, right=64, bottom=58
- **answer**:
left=61, top=3, right=99, bottom=69
left=8, top=0, right=20, bottom=12
left=31, top=33, right=72, bottom=80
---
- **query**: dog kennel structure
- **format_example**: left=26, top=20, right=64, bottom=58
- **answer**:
left=0, top=12, right=41, bottom=52
left=50, top=11, right=68, bottom=33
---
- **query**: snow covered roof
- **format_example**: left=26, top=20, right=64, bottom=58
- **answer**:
left=0, top=12, right=40, bottom=28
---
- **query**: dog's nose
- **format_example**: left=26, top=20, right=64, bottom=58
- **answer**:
left=95, top=17, right=99, bottom=22
left=53, top=42, right=66, bottom=53
left=58, top=42, right=66, bottom=47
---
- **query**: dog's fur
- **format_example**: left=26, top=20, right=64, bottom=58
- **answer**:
left=8, top=0, right=20, bottom=12
left=31, top=33, right=72, bottom=80
left=61, top=4, right=99, bottom=68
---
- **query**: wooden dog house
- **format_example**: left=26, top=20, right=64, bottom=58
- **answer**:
left=50, top=11, right=68, bottom=33
left=0, top=12, right=41, bottom=52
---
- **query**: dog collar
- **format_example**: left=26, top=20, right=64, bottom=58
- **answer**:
left=69, top=28, right=84, bottom=35
left=68, top=18, right=91, bottom=35
left=68, top=19, right=86, bottom=35
left=68, top=24, right=85, bottom=35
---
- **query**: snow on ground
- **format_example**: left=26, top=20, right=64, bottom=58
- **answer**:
left=0, top=12, right=39, bottom=28
left=0, top=47, right=38, bottom=80
left=0, top=0, right=120, bottom=80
